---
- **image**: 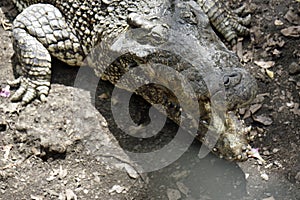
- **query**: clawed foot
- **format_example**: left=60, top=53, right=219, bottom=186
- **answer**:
left=8, top=76, right=50, bottom=105
left=1, top=18, right=12, bottom=30
left=199, top=0, right=251, bottom=45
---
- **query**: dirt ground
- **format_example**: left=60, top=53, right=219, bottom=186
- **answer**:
left=0, top=0, right=299, bottom=200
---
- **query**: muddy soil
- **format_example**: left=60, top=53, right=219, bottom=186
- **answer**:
left=0, top=0, right=299, bottom=199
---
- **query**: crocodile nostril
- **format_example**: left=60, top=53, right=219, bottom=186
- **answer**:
left=223, top=75, right=230, bottom=86
left=223, top=72, right=242, bottom=87
left=229, top=72, right=239, bottom=78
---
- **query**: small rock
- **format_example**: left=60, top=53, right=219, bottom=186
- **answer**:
left=263, top=150, right=270, bottom=156
left=273, top=160, right=282, bottom=168
left=30, top=195, right=44, bottom=200
left=265, top=69, right=274, bottom=79
left=253, top=93, right=269, bottom=104
left=254, top=60, right=275, bottom=69
left=272, top=148, right=280, bottom=153
left=261, top=173, right=269, bottom=181
left=65, top=189, right=77, bottom=200
left=274, top=19, right=283, bottom=26
left=249, top=104, right=262, bottom=114
left=83, top=189, right=89, bottom=194
left=46, top=189, right=59, bottom=197
left=272, top=49, right=281, bottom=56
left=176, top=181, right=189, bottom=196
left=167, top=188, right=181, bottom=200
left=286, top=102, right=295, bottom=108
left=265, top=163, right=273, bottom=169
left=109, top=185, right=127, bottom=194
left=58, top=166, right=68, bottom=179
left=98, top=93, right=110, bottom=100
left=1, top=102, right=19, bottom=113
left=245, top=173, right=250, bottom=179
left=101, top=121, right=108, bottom=127
left=253, top=115, right=273, bottom=125
left=262, top=196, right=275, bottom=200
left=123, top=164, right=139, bottom=179
left=171, top=170, right=190, bottom=180
left=288, top=62, right=300, bottom=75
left=257, top=126, right=265, bottom=133
left=46, top=175, right=56, bottom=182
left=295, top=172, right=300, bottom=182
left=3, top=144, right=12, bottom=161
left=284, top=8, right=300, bottom=25
left=291, top=103, right=300, bottom=115
left=281, top=26, right=300, bottom=37
left=249, top=130, right=258, bottom=141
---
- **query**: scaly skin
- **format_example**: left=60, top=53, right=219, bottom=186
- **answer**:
left=9, top=0, right=256, bottom=161
left=198, top=0, right=250, bottom=44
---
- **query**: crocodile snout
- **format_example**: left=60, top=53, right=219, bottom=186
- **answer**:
left=223, top=68, right=257, bottom=110
left=223, top=72, right=242, bottom=88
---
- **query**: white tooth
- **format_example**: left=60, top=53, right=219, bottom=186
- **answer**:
left=237, top=155, right=242, bottom=160
left=244, top=126, right=252, bottom=133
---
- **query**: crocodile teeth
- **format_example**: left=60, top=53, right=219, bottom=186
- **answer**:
left=247, top=148, right=266, bottom=164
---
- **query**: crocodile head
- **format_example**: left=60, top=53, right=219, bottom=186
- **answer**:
left=97, top=1, right=257, bottom=162
left=205, top=68, right=257, bottom=161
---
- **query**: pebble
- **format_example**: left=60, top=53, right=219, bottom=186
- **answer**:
left=263, top=150, right=270, bottom=156
left=288, top=62, right=300, bottom=75
left=109, top=185, right=127, bottom=194
left=123, top=164, right=139, bottom=179
left=245, top=173, right=250, bottom=179
left=265, top=163, right=273, bottom=169
left=167, top=189, right=181, bottom=200
left=65, top=189, right=77, bottom=200
left=261, top=173, right=269, bottom=181
left=273, top=160, right=283, bottom=168
left=295, top=172, right=300, bottom=182
left=101, top=121, right=108, bottom=127
left=253, top=115, right=273, bottom=126
left=249, top=104, right=262, bottom=114
left=272, top=148, right=280, bottom=153
left=176, top=181, right=189, bottom=196
left=30, top=195, right=43, bottom=200
left=262, top=196, right=275, bottom=200
left=274, top=19, right=284, bottom=26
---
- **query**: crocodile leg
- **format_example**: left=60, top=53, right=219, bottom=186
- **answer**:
left=198, top=0, right=250, bottom=44
left=10, top=25, right=52, bottom=104
left=10, top=4, right=85, bottom=104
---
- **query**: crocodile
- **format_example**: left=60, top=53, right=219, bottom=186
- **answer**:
left=8, top=0, right=257, bottom=161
